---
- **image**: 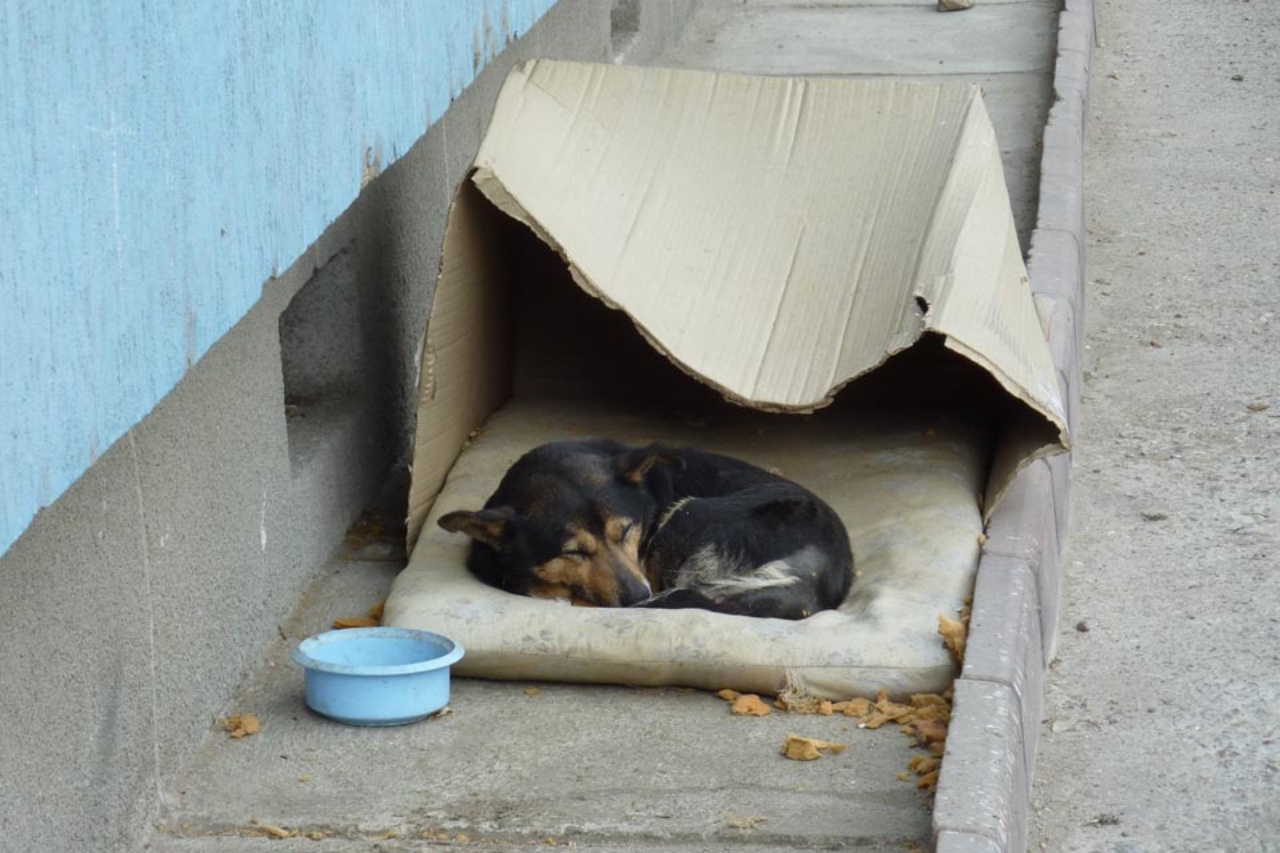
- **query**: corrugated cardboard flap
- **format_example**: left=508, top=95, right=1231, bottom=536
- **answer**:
left=407, top=61, right=1067, bottom=550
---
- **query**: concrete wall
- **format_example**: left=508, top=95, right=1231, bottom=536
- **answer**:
left=0, top=3, right=696, bottom=851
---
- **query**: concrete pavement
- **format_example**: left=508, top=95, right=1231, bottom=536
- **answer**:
left=1029, top=0, right=1280, bottom=850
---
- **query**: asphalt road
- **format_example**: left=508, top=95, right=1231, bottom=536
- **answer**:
left=1029, top=1, right=1280, bottom=850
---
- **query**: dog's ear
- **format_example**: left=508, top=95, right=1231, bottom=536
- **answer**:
left=438, top=507, right=516, bottom=547
left=615, top=446, right=683, bottom=485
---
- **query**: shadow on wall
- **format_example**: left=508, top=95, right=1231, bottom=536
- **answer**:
left=279, top=245, right=401, bottom=477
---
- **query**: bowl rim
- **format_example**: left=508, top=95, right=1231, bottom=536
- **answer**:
left=291, top=626, right=465, bottom=677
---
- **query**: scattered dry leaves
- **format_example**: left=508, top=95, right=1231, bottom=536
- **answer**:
left=221, top=713, right=261, bottom=739
left=714, top=683, right=954, bottom=788
left=938, top=614, right=967, bottom=664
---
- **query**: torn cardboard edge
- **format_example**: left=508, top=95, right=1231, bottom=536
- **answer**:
left=406, top=60, right=1068, bottom=552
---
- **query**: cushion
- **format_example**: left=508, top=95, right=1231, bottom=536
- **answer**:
left=385, top=398, right=988, bottom=698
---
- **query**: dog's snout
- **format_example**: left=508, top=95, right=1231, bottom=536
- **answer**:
left=616, top=569, right=652, bottom=607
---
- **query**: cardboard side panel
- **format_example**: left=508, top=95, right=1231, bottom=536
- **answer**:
left=927, top=103, right=1067, bottom=435
left=406, top=183, right=515, bottom=550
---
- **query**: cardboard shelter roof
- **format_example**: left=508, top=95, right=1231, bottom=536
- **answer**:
left=406, top=60, right=1068, bottom=551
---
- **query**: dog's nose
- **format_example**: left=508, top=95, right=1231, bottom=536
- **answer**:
left=616, top=570, right=652, bottom=607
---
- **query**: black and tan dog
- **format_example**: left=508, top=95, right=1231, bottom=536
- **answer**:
left=437, top=439, right=852, bottom=620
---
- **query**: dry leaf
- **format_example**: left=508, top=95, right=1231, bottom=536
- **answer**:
left=222, top=714, right=261, bottom=739
left=908, top=756, right=941, bottom=775
left=860, top=712, right=892, bottom=730
left=875, top=692, right=916, bottom=721
left=716, top=688, right=742, bottom=702
left=916, top=719, right=949, bottom=746
left=938, top=614, right=967, bottom=663
left=782, top=736, right=822, bottom=761
left=725, top=814, right=769, bottom=830
left=523, top=686, right=542, bottom=697
left=333, top=616, right=380, bottom=629
left=252, top=821, right=294, bottom=839
left=781, top=734, right=847, bottom=760
left=731, top=694, right=772, bottom=717
left=916, top=769, right=940, bottom=790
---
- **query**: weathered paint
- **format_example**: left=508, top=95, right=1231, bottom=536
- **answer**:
left=0, top=0, right=557, bottom=554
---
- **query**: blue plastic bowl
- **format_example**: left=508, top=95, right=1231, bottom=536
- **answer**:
left=291, top=627, right=464, bottom=726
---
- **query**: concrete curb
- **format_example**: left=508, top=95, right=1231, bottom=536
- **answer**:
left=933, top=1, right=1094, bottom=850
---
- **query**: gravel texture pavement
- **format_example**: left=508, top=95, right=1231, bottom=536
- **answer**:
left=1029, top=1, right=1280, bottom=850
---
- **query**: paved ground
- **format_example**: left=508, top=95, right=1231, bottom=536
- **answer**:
left=666, top=0, right=1059, bottom=248
left=152, top=554, right=932, bottom=851
left=151, top=481, right=931, bottom=852
left=1029, top=1, right=1280, bottom=850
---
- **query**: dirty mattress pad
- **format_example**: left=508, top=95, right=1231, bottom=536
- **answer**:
left=386, top=399, right=987, bottom=698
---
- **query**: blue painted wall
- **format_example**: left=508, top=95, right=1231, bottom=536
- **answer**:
left=0, top=0, right=557, bottom=554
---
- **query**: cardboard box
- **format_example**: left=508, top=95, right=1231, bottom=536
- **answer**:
left=389, top=61, right=1068, bottom=697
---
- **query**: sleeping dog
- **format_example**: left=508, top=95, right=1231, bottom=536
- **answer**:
left=437, top=439, right=852, bottom=619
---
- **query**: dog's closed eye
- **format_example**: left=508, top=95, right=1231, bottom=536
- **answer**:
left=604, top=517, right=638, bottom=544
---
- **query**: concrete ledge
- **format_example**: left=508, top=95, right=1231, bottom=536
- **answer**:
left=1033, top=293, right=1082, bottom=410
left=983, top=460, right=1061, bottom=660
left=1044, top=450, right=1073, bottom=555
left=1033, top=173, right=1086, bottom=241
left=936, top=0, right=1094, bottom=849
left=962, top=555, right=1045, bottom=777
left=936, top=830, right=1006, bottom=853
left=934, top=680, right=1028, bottom=851
left=1027, top=228, right=1084, bottom=323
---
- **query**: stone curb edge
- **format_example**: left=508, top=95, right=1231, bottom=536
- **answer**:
left=933, top=1, right=1095, bottom=851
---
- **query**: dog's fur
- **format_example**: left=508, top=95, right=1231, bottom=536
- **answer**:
left=438, top=439, right=853, bottom=619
